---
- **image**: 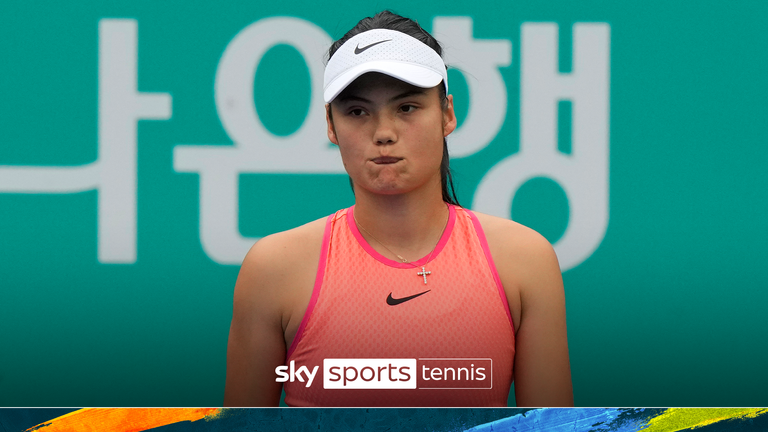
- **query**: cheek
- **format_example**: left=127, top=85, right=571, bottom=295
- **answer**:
left=335, top=118, right=369, bottom=144
left=335, top=136, right=366, bottom=175
left=413, top=127, right=445, bottom=165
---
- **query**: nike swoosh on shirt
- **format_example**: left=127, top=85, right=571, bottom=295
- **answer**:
left=354, top=39, right=391, bottom=55
left=386, top=290, right=431, bottom=306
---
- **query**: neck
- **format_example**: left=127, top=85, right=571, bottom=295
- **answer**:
left=352, top=181, right=450, bottom=261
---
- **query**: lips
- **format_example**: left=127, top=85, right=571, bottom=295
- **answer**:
left=371, top=156, right=402, bottom=164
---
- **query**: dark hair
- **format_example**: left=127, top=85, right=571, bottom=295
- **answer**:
left=327, top=10, right=461, bottom=206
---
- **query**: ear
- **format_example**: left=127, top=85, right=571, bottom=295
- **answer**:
left=442, top=94, right=457, bottom=137
left=326, top=104, right=339, bottom=145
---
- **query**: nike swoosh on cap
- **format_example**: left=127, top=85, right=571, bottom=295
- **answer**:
left=354, top=39, right=391, bottom=55
left=386, top=290, right=431, bottom=306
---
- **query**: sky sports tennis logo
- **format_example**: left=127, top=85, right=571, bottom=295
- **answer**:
left=275, top=358, right=492, bottom=389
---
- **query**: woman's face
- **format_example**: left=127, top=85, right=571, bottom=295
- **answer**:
left=327, top=73, right=456, bottom=197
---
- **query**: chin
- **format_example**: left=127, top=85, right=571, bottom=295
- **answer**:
left=362, top=180, right=408, bottom=195
left=371, top=185, right=405, bottom=195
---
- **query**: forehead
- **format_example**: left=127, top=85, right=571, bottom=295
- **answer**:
left=335, top=72, right=436, bottom=102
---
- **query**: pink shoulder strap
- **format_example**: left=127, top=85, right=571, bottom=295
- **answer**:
left=286, top=212, right=336, bottom=359
left=463, top=209, right=515, bottom=331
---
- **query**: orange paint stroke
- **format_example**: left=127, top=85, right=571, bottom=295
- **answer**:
left=27, top=408, right=221, bottom=432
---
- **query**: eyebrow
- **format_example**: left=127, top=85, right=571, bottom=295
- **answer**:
left=388, top=89, right=427, bottom=102
left=337, top=89, right=428, bottom=104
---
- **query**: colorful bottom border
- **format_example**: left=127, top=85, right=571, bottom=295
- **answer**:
left=1, top=408, right=767, bottom=432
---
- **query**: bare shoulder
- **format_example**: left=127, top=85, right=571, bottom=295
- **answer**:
left=471, top=211, right=561, bottom=280
left=236, top=215, right=328, bottom=304
left=233, top=215, right=329, bottom=332
left=469, top=211, right=563, bottom=332
left=240, top=216, right=327, bottom=276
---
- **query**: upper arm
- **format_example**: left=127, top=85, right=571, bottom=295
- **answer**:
left=511, top=234, right=573, bottom=406
left=481, top=214, right=573, bottom=407
left=223, top=237, right=288, bottom=407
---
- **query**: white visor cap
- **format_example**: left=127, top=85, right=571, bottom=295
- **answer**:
left=323, top=28, right=448, bottom=103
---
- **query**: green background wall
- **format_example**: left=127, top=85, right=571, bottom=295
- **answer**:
left=1, top=0, right=766, bottom=406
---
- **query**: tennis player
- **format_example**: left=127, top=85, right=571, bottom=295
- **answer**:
left=224, top=11, right=573, bottom=407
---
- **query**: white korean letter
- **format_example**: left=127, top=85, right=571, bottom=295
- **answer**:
left=174, top=17, right=343, bottom=265
left=473, top=23, right=610, bottom=271
left=432, top=17, right=511, bottom=158
left=0, top=19, right=171, bottom=263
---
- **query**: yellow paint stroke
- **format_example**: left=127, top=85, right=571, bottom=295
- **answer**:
left=640, top=408, right=768, bottom=432
left=26, top=408, right=221, bottom=432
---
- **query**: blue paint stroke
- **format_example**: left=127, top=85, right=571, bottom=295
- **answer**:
left=464, top=408, right=645, bottom=432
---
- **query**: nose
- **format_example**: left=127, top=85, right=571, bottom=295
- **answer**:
left=373, top=113, right=397, bottom=145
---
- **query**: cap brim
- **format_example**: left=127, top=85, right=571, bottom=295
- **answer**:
left=324, top=60, right=444, bottom=103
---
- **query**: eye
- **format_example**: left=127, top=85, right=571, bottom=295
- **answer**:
left=348, top=108, right=365, bottom=116
left=399, top=104, right=417, bottom=113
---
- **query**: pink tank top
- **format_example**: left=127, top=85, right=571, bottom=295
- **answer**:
left=283, top=205, right=515, bottom=406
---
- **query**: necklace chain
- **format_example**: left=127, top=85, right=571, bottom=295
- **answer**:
left=353, top=206, right=449, bottom=284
